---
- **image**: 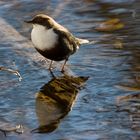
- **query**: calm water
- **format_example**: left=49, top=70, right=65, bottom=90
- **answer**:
left=0, top=0, right=140, bottom=139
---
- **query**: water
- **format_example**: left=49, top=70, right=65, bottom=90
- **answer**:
left=0, top=0, right=140, bottom=139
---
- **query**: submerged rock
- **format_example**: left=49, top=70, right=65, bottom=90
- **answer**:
left=96, top=18, right=124, bottom=32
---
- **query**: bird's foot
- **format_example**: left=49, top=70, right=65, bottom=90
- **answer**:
left=48, top=67, right=53, bottom=71
left=48, top=66, right=56, bottom=73
left=61, top=68, right=65, bottom=73
left=49, top=69, right=56, bottom=78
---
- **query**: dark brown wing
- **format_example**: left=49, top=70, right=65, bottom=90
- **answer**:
left=53, top=28, right=79, bottom=54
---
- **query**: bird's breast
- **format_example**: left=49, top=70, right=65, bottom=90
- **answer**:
left=31, top=25, right=75, bottom=61
left=31, top=25, right=58, bottom=51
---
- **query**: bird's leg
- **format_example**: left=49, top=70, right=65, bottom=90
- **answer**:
left=49, top=60, right=53, bottom=70
left=61, top=58, right=68, bottom=72
left=49, top=69, right=56, bottom=78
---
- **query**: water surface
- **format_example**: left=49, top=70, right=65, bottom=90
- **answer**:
left=0, top=0, right=140, bottom=139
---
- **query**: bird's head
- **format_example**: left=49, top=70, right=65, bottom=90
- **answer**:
left=25, top=14, right=55, bottom=29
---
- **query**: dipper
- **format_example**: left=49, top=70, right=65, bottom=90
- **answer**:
left=25, top=14, right=89, bottom=72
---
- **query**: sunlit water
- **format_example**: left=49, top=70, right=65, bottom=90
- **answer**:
left=0, top=0, right=140, bottom=139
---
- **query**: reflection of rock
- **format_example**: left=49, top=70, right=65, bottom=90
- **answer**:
left=96, top=18, right=124, bottom=32
left=116, top=93, right=140, bottom=131
left=32, top=75, right=89, bottom=133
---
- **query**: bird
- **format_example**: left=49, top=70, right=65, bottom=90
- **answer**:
left=25, top=14, right=89, bottom=72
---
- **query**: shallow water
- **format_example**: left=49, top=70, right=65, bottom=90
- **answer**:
left=0, top=0, right=140, bottom=139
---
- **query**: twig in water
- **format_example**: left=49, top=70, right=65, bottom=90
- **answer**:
left=0, top=124, right=24, bottom=136
left=0, top=66, right=22, bottom=81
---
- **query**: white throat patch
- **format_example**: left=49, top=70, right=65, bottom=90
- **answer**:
left=31, top=24, right=58, bottom=50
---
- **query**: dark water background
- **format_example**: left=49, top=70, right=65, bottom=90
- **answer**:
left=0, top=0, right=140, bottom=139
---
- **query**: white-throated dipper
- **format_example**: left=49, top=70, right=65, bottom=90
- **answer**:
left=25, top=14, right=89, bottom=72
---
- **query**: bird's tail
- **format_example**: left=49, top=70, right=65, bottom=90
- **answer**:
left=76, top=38, right=89, bottom=45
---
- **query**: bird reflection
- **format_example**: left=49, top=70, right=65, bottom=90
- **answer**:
left=32, top=74, right=89, bottom=133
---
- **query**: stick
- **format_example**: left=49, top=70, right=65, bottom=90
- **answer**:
left=0, top=66, right=22, bottom=81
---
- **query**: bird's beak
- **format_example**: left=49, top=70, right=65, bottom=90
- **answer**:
left=24, top=20, right=33, bottom=24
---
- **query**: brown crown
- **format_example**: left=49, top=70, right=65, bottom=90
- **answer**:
left=26, top=14, right=54, bottom=29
